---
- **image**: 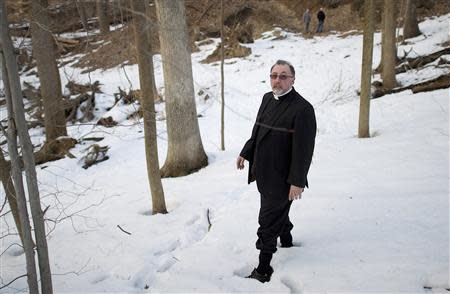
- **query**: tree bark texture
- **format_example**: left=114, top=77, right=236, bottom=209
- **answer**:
left=403, top=0, right=421, bottom=39
left=97, top=0, right=110, bottom=34
left=0, top=3, right=39, bottom=291
left=30, top=0, right=67, bottom=142
left=144, top=1, right=160, bottom=102
left=0, top=147, right=23, bottom=245
left=358, top=0, right=374, bottom=138
left=381, top=0, right=397, bottom=90
left=155, top=0, right=208, bottom=177
left=1, top=3, right=53, bottom=293
left=74, top=0, right=89, bottom=31
left=220, top=0, right=225, bottom=151
left=131, top=0, right=167, bottom=214
left=0, top=57, right=22, bottom=243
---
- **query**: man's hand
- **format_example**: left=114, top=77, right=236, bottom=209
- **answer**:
left=236, top=156, right=245, bottom=170
left=288, top=185, right=304, bottom=200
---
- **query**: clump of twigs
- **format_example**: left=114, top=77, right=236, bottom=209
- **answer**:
left=64, top=80, right=101, bottom=123
left=82, top=144, right=109, bottom=169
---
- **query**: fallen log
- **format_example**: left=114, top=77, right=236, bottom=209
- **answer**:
left=372, top=74, right=450, bottom=98
left=56, top=36, right=80, bottom=45
left=407, top=47, right=450, bottom=68
left=56, top=36, right=82, bottom=54
left=81, top=137, right=104, bottom=142
left=411, top=74, right=450, bottom=93
left=97, top=116, right=117, bottom=127
left=34, top=138, right=77, bottom=165
left=395, top=47, right=450, bottom=74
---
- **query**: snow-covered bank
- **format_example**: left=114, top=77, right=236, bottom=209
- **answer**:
left=1, top=13, right=449, bottom=293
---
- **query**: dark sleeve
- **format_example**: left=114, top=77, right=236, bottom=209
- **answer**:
left=287, top=104, right=317, bottom=188
left=240, top=96, right=267, bottom=160
left=240, top=131, right=255, bottom=161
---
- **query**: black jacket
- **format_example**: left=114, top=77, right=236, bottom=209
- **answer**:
left=240, top=88, right=316, bottom=196
left=317, top=10, right=326, bottom=21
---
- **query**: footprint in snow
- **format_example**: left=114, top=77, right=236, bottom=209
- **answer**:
left=232, top=264, right=253, bottom=278
left=185, top=214, right=200, bottom=226
left=156, top=255, right=177, bottom=273
left=280, top=276, right=304, bottom=294
left=90, top=273, right=110, bottom=284
left=131, top=264, right=156, bottom=289
left=153, top=239, right=180, bottom=256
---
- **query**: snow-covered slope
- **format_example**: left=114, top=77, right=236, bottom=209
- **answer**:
left=1, top=14, right=449, bottom=293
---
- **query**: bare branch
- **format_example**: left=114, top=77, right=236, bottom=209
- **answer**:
left=0, top=242, right=23, bottom=259
left=121, top=65, right=133, bottom=89
left=0, top=194, right=7, bottom=214
left=52, top=258, right=92, bottom=277
left=0, top=274, right=27, bottom=290
left=206, top=208, right=212, bottom=231
left=117, top=224, right=131, bottom=235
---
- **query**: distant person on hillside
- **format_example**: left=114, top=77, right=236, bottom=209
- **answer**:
left=303, top=8, right=311, bottom=33
left=316, top=7, right=326, bottom=33
left=236, top=60, right=316, bottom=283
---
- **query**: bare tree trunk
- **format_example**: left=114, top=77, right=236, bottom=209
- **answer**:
left=131, top=0, right=167, bottom=214
left=220, top=0, right=225, bottom=151
left=403, top=0, right=421, bottom=39
left=155, top=0, right=208, bottom=177
left=381, top=0, right=397, bottom=90
left=0, top=62, right=22, bottom=243
left=144, top=1, right=160, bottom=102
left=117, top=0, right=131, bottom=26
left=1, top=3, right=53, bottom=293
left=97, top=0, right=110, bottom=34
left=0, top=4, right=39, bottom=292
left=358, top=0, right=374, bottom=138
left=0, top=147, right=23, bottom=245
left=2, top=75, right=39, bottom=294
left=74, top=0, right=89, bottom=32
left=30, top=0, right=67, bottom=142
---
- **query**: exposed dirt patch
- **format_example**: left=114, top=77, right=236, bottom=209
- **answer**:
left=201, top=40, right=251, bottom=64
left=71, top=26, right=137, bottom=72
left=7, top=0, right=450, bottom=73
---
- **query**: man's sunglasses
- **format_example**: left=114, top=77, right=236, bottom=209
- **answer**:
left=270, top=73, right=293, bottom=80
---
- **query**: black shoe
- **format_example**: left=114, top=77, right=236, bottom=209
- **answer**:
left=280, top=234, right=293, bottom=248
left=246, top=267, right=274, bottom=283
left=280, top=241, right=294, bottom=248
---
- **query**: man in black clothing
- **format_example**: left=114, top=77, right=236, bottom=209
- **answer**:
left=316, top=7, right=326, bottom=33
left=236, top=60, right=316, bottom=283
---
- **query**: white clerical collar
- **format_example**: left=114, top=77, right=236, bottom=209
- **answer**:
left=273, top=87, right=293, bottom=100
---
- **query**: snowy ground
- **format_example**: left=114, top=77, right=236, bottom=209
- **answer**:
left=1, top=14, right=449, bottom=293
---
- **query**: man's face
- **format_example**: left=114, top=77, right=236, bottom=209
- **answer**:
left=270, top=64, right=295, bottom=96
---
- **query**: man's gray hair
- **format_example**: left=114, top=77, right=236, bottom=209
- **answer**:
left=270, top=60, right=295, bottom=77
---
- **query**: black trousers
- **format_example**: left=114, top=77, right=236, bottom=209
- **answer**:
left=256, top=193, right=293, bottom=254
